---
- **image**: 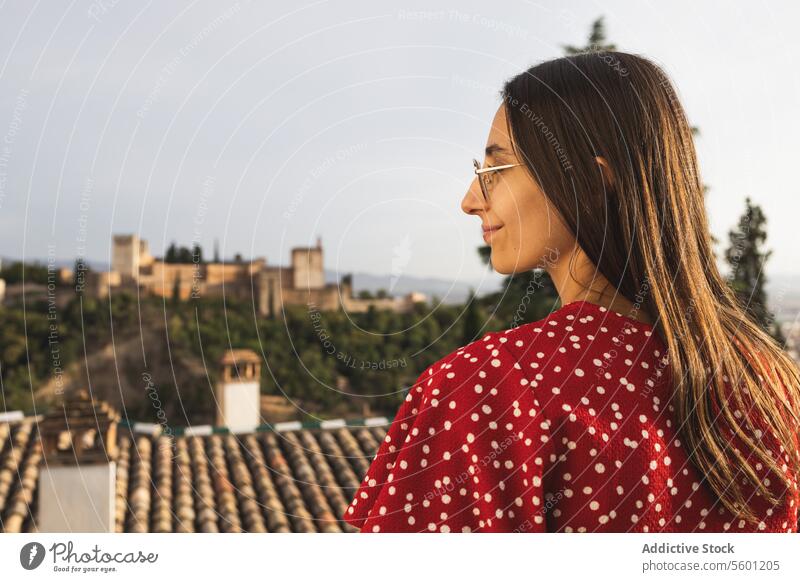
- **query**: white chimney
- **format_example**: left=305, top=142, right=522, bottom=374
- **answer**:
left=37, top=390, right=119, bottom=532
left=216, top=349, right=262, bottom=432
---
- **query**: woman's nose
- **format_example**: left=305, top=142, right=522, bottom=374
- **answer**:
left=461, top=178, right=487, bottom=215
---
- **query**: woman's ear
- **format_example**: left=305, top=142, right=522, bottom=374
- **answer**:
left=594, top=156, right=616, bottom=190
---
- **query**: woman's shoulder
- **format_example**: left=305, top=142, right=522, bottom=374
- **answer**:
left=419, top=328, right=529, bottom=394
left=431, top=300, right=670, bottom=402
left=414, top=299, right=666, bottom=411
left=432, top=300, right=604, bottom=364
left=501, top=299, right=663, bottom=362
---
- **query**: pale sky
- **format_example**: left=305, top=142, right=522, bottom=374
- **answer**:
left=1, top=0, right=798, bottom=293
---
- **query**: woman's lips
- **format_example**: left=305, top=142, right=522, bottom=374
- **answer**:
left=482, top=225, right=503, bottom=243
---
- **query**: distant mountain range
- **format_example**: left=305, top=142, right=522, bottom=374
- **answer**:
left=328, top=269, right=503, bottom=305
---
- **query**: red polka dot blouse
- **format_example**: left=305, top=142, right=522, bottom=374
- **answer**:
left=343, top=300, right=799, bottom=532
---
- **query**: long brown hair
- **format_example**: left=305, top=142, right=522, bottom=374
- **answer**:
left=501, top=51, right=800, bottom=524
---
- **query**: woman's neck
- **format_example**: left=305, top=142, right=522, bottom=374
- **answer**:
left=546, top=245, right=654, bottom=326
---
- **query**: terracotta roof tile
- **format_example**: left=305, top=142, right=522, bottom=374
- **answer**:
left=0, top=416, right=385, bottom=533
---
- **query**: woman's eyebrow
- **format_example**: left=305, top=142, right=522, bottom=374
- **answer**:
left=485, top=143, right=511, bottom=159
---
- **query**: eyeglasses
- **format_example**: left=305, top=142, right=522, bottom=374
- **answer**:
left=472, top=158, right=522, bottom=203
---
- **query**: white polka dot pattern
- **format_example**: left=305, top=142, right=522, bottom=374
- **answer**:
left=342, top=300, right=800, bottom=532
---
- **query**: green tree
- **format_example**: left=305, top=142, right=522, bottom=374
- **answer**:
left=192, top=243, right=203, bottom=264
left=0, top=260, right=50, bottom=285
left=563, top=16, right=616, bottom=54
left=164, top=242, right=199, bottom=264
left=724, top=197, right=784, bottom=343
left=177, top=246, right=193, bottom=263
left=171, top=272, right=182, bottom=305
left=165, top=242, right=178, bottom=263
left=461, top=288, right=483, bottom=345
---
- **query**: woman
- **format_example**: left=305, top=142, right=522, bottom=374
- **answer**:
left=342, top=51, right=800, bottom=533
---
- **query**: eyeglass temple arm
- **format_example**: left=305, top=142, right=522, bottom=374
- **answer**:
left=474, top=163, right=522, bottom=174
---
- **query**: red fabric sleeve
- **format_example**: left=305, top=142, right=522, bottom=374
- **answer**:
left=342, top=334, right=556, bottom=532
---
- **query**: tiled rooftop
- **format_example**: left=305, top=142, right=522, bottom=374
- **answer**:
left=0, top=414, right=386, bottom=533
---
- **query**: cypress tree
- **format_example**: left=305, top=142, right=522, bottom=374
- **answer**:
left=724, top=197, right=784, bottom=343
left=462, top=288, right=483, bottom=345
left=563, top=16, right=616, bottom=54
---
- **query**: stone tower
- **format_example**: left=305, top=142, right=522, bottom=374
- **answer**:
left=291, top=236, right=324, bottom=291
left=111, top=234, right=152, bottom=282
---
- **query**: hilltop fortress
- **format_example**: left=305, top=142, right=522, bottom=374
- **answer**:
left=86, top=234, right=426, bottom=315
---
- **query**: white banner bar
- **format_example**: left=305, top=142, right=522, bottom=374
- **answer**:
left=1, top=533, right=798, bottom=581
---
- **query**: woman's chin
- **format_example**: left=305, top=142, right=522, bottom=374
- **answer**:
left=491, top=252, right=538, bottom=275
left=489, top=253, right=514, bottom=275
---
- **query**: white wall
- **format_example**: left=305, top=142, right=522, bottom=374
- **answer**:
left=38, top=462, right=116, bottom=532
left=220, top=381, right=261, bottom=432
